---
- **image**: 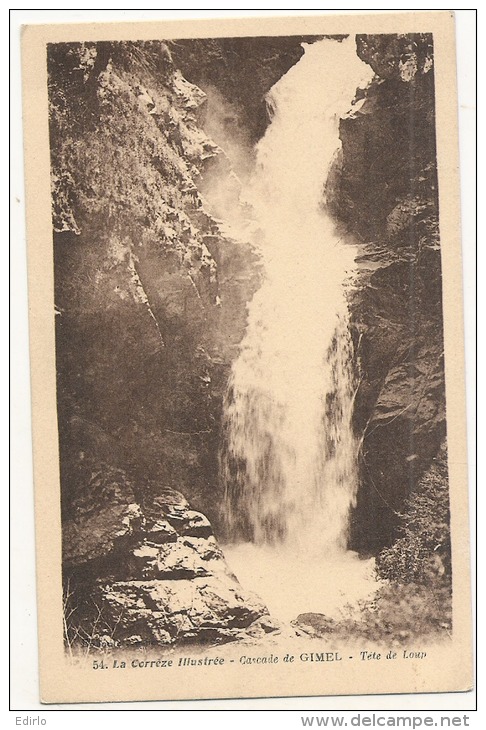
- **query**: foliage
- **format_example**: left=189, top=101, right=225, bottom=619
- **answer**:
left=376, top=443, right=451, bottom=586
left=327, top=581, right=452, bottom=645
left=63, top=578, right=124, bottom=655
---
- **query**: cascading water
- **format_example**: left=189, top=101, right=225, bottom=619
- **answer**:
left=220, top=38, right=377, bottom=621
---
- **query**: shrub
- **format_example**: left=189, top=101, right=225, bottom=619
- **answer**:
left=376, top=442, right=451, bottom=587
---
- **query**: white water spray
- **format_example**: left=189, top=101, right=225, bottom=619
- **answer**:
left=220, top=38, right=377, bottom=620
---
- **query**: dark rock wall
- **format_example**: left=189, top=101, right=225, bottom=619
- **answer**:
left=327, top=34, right=448, bottom=551
left=49, top=39, right=304, bottom=646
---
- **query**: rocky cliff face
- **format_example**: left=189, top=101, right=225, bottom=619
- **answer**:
left=327, top=34, right=447, bottom=551
left=49, top=39, right=306, bottom=647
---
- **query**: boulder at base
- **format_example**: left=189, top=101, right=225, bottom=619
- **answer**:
left=63, top=462, right=276, bottom=648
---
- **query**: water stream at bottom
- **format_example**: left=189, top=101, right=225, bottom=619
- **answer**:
left=224, top=545, right=377, bottom=624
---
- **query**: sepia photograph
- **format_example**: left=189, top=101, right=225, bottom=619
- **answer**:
left=19, top=11, right=473, bottom=705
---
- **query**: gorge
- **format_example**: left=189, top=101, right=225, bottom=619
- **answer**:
left=49, top=32, right=451, bottom=649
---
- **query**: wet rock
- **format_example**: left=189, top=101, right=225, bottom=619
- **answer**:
left=257, top=616, right=281, bottom=634
left=165, top=508, right=213, bottom=538
left=182, top=535, right=225, bottom=562
left=293, top=613, right=336, bottom=635
left=144, top=519, right=178, bottom=545
left=63, top=464, right=143, bottom=566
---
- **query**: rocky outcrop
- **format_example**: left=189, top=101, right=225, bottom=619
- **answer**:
left=327, top=34, right=447, bottom=550
left=63, top=461, right=274, bottom=647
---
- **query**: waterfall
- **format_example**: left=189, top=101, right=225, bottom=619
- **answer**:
left=220, top=38, right=376, bottom=619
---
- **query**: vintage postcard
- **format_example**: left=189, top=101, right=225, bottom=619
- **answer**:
left=21, top=11, right=472, bottom=704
